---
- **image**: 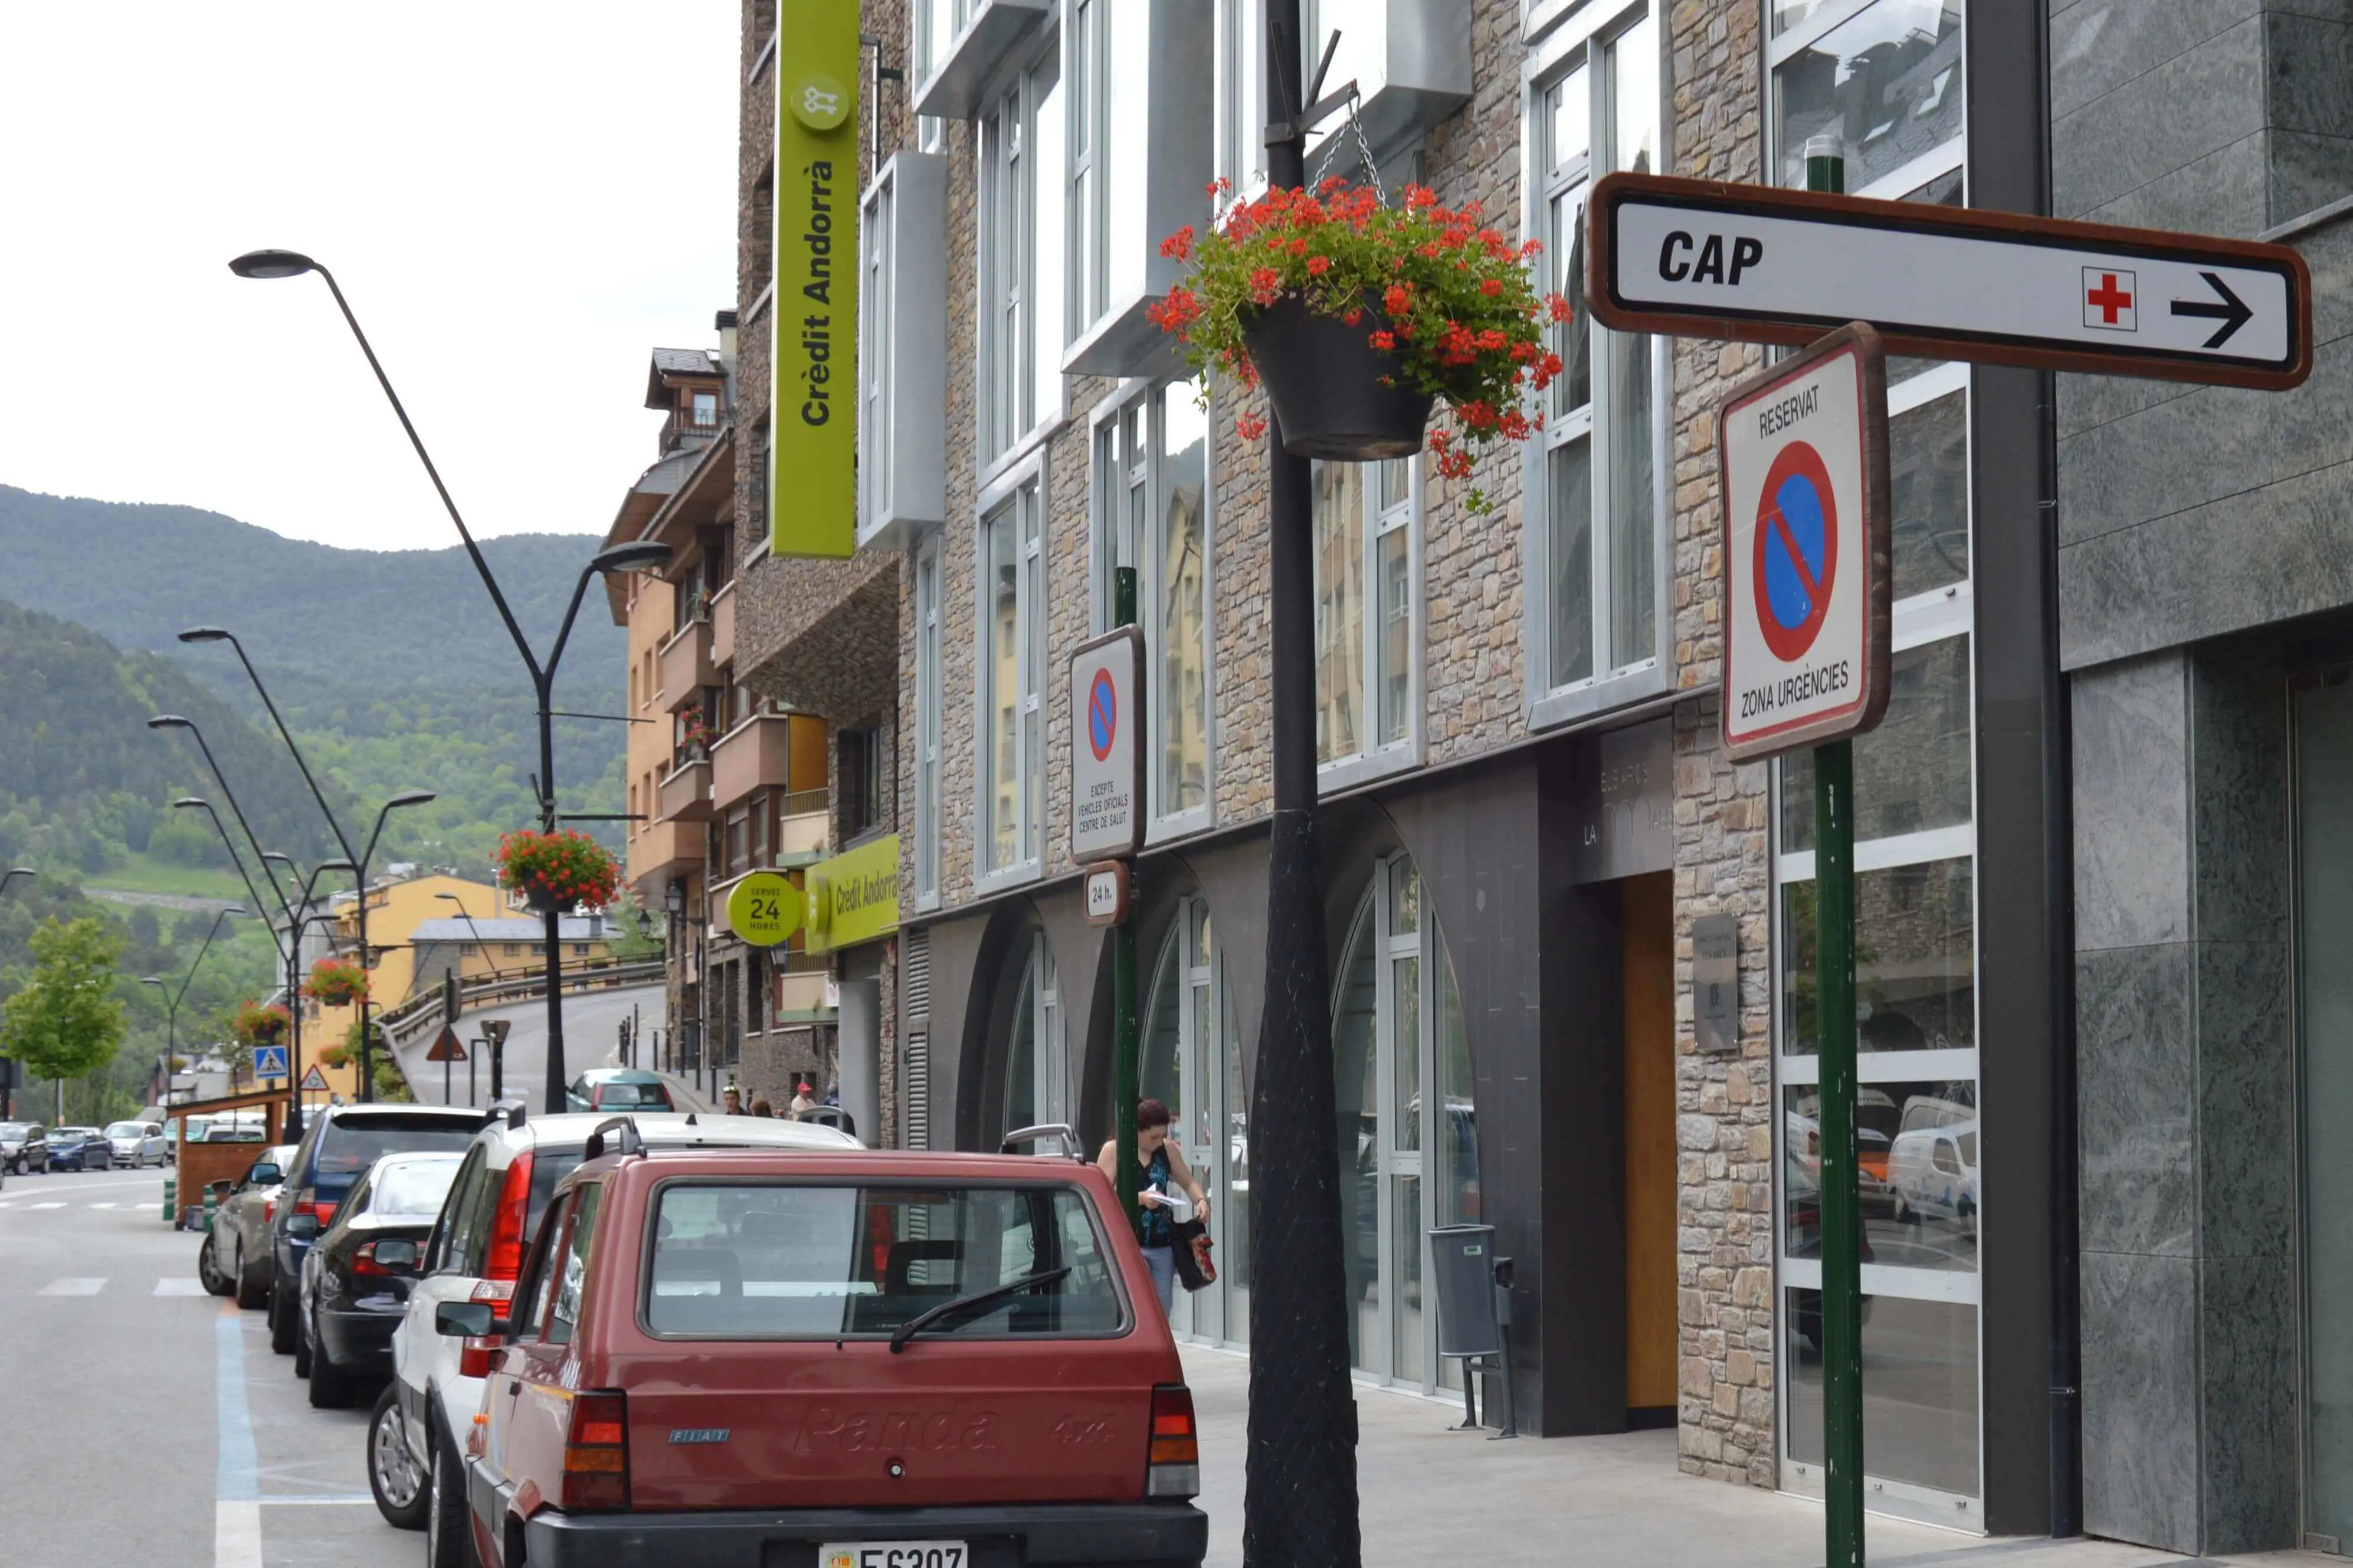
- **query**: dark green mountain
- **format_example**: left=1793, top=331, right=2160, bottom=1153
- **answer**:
left=0, top=485, right=630, bottom=870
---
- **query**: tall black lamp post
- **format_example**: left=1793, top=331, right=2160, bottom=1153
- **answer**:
left=349, top=791, right=436, bottom=1100
left=435, top=891, right=503, bottom=980
left=3, top=867, right=37, bottom=1116
left=139, top=901, right=243, bottom=1077
left=265, top=852, right=360, bottom=1135
left=231, top=242, right=670, bottom=1113
left=1246, top=6, right=1360, bottom=1565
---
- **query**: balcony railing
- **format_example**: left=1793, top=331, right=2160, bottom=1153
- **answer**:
left=659, top=617, right=716, bottom=711
left=660, top=402, right=725, bottom=451
left=657, top=757, right=714, bottom=822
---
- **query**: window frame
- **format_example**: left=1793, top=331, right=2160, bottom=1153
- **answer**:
left=974, top=454, right=1050, bottom=887
left=975, top=31, right=1067, bottom=483
left=1310, top=457, right=1425, bottom=794
left=1518, top=1, right=1674, bottom=734
left=1089, top=378, right=1217, bottom=840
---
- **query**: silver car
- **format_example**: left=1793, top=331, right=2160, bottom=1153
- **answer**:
left=105, top=1120, right=170, bottom=1168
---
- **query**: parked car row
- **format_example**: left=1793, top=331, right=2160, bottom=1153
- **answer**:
left=202, top=1098, right=1208, bottom=1567
left=0, top=1121, right=172, bottom=1173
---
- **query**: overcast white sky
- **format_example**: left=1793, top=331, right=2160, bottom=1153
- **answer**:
left=0, top=4, right=738, bottom=550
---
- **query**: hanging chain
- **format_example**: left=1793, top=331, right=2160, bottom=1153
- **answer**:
left=1307, top=84, right=1385, bottom=204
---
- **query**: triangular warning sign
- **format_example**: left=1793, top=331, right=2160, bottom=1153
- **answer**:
left=425, top=1026, right=467, bottom=1062
left=300, top=1065, right=329, bottom=1091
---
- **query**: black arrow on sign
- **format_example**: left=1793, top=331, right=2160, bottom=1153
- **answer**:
left=2170, top=270, right=2254, bottom=349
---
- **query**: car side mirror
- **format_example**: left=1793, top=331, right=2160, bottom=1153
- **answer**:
left=372, top=1239, right=420, bottom=1270
left=248, top=1163, right=282, bottom=1186
left=436, top=1301, right=495, bottom=1337
left=287, top=1214, right=320, bottom=1240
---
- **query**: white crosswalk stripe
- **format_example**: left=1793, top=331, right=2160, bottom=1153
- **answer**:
left=90, top=1202, right=118, bottom=1209
left=153, top=1278, right=207, bottom=1297
left=38, top=1278, right=104, bottom=1296
left=30, top=1201, right=65, bottom=1210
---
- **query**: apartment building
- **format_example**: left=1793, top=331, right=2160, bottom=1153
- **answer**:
left=710, top=0, right=2353, bottom=1551
left=605, top=326, right=837, bottom=1108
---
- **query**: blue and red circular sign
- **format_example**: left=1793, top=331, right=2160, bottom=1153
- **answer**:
left=1087, top=668, right=1117, bottom=761
left=1752, top=439, right=1839, bottom=662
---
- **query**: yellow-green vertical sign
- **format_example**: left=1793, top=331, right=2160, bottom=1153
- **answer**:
left=771, top=0, right=859, bottom=558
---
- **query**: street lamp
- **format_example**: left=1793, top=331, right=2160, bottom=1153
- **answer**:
left=178, top=628, right=361, bottom=870
left=264, top=851, right=359, bottom=1136
left=435, top=891, right=502, bottom=980
left=171, top=799, right=293, bottom=956
left=1, top=866, right=34, bottom=895
left=150, top=717, right=302, bottom=911
left=347, top=791, right=435, bottom=1102
left=1, top=868, right=31, bottom=1113
left=140, top=904, right=244, bottom=1075
left=233, top=245, right=672, bottom=1111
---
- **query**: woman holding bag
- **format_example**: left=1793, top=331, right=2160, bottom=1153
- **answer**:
left=1097, top=1098, right=1210, bottom=1314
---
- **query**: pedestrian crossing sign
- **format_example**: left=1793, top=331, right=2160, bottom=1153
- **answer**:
left=252, top=1045, right=289, bottom=1080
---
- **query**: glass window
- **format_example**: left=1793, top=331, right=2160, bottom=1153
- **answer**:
left=1784, top=1289, right=1980, bottom=1497
left=1004, top=933, right=1063, bottom=1137
left=979, top=45, right=1064, bottom=465
left=915, top=541, right=943, bottom=901
left=1886, top=389, right=1969, bottom=599
left=548, top=1182, right=602, bottom=1345
left=1772, top=1, right=1964, bottom=193
left=1214, top=0, right=1267, bottom=201
left=860, top=168, right=896, bottom=534
left=981, top=480, right=1045, bottom=874
left=1159, top=383, right=1210, bottom=816
left=1312, top=458, right=1418, bottom=768
left=1780, top=857, right=1974, bottom=1055
left=1531, top=14, right=1661, bottom=700
left=1781, top=635, right=1972, bottom=849
left=644, top=1182, right=1125, bottom=1339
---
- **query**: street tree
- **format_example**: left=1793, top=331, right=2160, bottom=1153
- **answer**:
left=1, top=916, right=127, bottom=1088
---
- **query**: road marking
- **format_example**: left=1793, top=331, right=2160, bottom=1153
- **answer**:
left=38, top=1277, right=104, bottom=1295
left=90, top=1201, right=119, bottom=1209
left=255, top=1495, right=376, bottom=1505
left=30, top=1201, right=66, bottom=1210
left=156, top=1277, right=209, bottom=1296
left=215, top=1308, right=262, bottom=1568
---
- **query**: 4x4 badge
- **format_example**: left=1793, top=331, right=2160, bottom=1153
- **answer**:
left=668, top=1428, right=732, bottom=1445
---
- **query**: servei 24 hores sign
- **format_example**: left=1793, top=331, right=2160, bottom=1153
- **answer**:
left=1718, top=323, right=1891, bottom=763
left=769, top=0, right=858, bottom=559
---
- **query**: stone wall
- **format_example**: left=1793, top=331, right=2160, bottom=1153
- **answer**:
left=1663, top=0, right=1775, bottom=1489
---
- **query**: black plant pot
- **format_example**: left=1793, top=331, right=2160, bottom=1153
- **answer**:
left=1241, top=294, right=1434, bottom=461
left=522, top=883, right=561, bottom=914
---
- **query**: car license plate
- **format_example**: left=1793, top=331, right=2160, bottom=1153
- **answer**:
left=820, top=1544, right=968, bottom=1568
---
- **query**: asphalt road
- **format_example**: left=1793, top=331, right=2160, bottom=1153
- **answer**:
left=0, top=1165, right=409, bottom=1568
left=387, top=982, right=673, bottom=1111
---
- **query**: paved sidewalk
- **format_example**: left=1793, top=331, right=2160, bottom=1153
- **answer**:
left=1181, top=1344, right=2264, bottom=1568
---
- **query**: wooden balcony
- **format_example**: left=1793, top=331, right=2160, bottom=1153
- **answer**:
left=657, top=757, right=714, bottom=822
left=711, top=580, right=736, bottom=667
left=659, top=617, right=716, bottom=711
left=711, top=713, right=792, bottom=812
left=626, top=819, right=699, bottom=890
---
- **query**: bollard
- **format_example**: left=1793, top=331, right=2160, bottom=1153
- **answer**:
left=162, top=1176, right=176, bottom=1225
left=202, top=1186, right=218, bottom=1234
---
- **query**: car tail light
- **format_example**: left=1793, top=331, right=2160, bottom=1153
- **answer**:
left=483, top=1152, right=535, bottom=1282
left=351, top=1241, right=408, bottom=1278
left=561, top=1391, right=629, bottom=1511
left=1146, top=1384, right=1199, bottom=1498
left=457, top=1338, right=501, bottom=1379
left=263, top=1199, right=276, bottom=1223
left=294, top=1189, right=336, bottom=1228
left=470, top=1278, right=514, bottom=1304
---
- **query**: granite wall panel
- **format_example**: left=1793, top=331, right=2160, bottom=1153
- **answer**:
left=2079, top=1249, right=2202, bottom=1551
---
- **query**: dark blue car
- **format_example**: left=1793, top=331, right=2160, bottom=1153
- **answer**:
left=44, top=1127, right=113, bottom=1172
left=265, top=1105, right=486, bottom=1357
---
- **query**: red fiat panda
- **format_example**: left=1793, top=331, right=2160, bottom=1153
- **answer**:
left=442, top=1130, right=1206, bottom=1567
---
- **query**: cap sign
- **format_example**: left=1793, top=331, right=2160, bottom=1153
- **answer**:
left=1719, top=323, right=1890, bottom=762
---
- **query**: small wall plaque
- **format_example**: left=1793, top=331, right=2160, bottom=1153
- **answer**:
left=1693, top=913, right=1739, bottom=1055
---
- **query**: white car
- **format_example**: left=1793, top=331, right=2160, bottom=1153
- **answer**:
left=105, top=1120, right=171, bottom=1167
left=373, top=1108, right=861, bottom=1558
left=1888, top=1120, right=1979, bottom=1236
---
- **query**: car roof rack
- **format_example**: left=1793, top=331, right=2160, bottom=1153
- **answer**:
left=584, top=1116, right=644, bottom=1160
left=1000, top=1123, right=1086, bottom=1161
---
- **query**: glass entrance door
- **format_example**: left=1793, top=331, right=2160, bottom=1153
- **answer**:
left=2295, top=677, right=2353, bottom=1549
left=1143, top=898, right=1248, bottom=1345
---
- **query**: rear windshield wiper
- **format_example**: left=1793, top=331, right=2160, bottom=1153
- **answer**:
left=888, top=1266, right=1073, bottom=1353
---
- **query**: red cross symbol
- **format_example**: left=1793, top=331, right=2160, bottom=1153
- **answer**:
left=2083, top=267, right=2138, bottom=332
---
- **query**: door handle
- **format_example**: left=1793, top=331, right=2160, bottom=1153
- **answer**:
left=506, top=1380, right=520, bottom=1395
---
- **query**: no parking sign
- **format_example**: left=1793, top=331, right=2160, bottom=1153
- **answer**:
left=1718, top=322, right=1892, bottom=762
left=1070, top=626, right=1144, bottom=861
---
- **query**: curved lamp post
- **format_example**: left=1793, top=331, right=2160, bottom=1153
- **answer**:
left=140, top=903, right=244, bottom=1091
left=263, top=852, right=358, bottom=1134
left=178, top=629, right=360, bottom=871
left=435, top=891, right=503, bottom=980
left=232, top=246, right=670, bottom=1110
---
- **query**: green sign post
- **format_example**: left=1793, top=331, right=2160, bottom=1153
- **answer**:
left=1111, top=568, right=1141, bottom=1229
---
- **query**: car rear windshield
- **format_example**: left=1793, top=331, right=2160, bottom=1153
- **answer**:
left=373, top=1159, right=464, bottom=1219
left=594, top=1081, right=668, bottom=1106
left=0, top=1124, right=30, bottom=1139
left=105, top=1122, right=149, bottom=1139
left=310, top=1114, right=482, bottom=1182
left=643, top=1182, right=1126, bottom=1341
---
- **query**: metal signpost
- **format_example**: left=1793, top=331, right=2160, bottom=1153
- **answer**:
left=426, top=1025, right=467, bottom=1109
left=1072, top=572, right=1144, bottom=1223
left=1588, top=171, right=2313, bottom=390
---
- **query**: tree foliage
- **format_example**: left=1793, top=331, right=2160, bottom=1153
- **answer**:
left=2, top=917, right=127, bottom=1084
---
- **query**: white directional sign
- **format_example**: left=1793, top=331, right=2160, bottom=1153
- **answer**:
left=1591, top=173, right=2312, bottom=390
left=1070, top=627, right=1144, bottom=861
left=1719, top=323, right=1892, bottom=763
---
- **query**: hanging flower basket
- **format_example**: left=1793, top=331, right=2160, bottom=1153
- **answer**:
left=497, top=829, right=621, bottom=915
left=679, top=706, right=719, bottom=759
left=303, top=956, right=370, bottom=1006
left=232, top=1000, right=290, bottom=1048
left=1151, top=179, right=1569, bottom=504
left=318, top=1042, right=351, bottom=1070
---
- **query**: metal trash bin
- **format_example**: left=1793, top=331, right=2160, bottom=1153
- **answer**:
left=1430, top=1223, right=1518, bottom=1438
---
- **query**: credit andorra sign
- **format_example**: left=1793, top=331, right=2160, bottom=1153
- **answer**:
left=769, top=0, right=859, bottom=559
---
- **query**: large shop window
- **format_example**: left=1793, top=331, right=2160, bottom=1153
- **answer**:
left=1523, top=6, right=1664, bottom=727
left=1212, top=0, right=1267, bottom=201
left=1768, top=0, right=1974, bottom=1521
left=978, top=37, right=1066, bottom=471
left=914, top=540, right=944, bottom=908
left=1331, top=855, right=1479, bottom=1395
left=1311, top=458, right=1419, bottom=782
left=1093, top=380, right=1212, bottom=829
left=978, top=473, right=1046, bottom=880
left=1143, top=895, right=1250, bottom=1346
left=1001, top=931, right=1066, bottom=1136
left=858, top=152, right=948, bottom=551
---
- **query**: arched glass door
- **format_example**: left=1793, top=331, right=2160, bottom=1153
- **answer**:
left=1332, top=854, right=1479, bottom=1393
left=1001, top=932, right=1064, bottom=1139
left=1142, top=896, right=1250, bottom=1345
